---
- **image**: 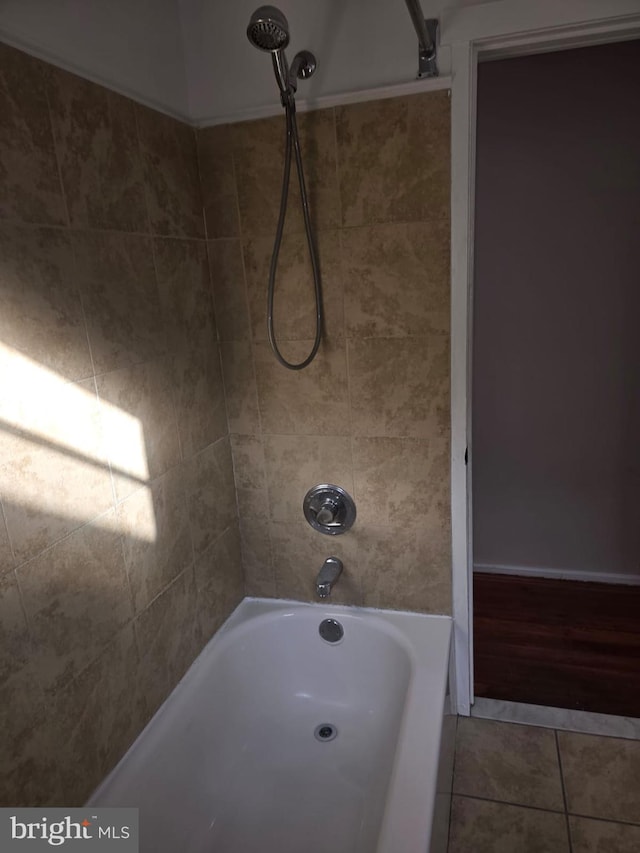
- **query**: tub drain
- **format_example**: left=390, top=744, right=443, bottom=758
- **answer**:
left=314, top=724, right=337, bottom=742
left=319, top=618, right=343, bottom=643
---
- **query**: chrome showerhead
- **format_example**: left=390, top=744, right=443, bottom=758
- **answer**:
left=247, top=6, right=316, bottom=102
left=247, top=6, right=290, bottom=52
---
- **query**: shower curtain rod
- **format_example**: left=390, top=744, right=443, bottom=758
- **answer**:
left=403, top=0, right=439, bottom=78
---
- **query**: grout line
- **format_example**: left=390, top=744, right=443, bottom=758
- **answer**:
left=566, top=812, right=640, bottom=829
left=191, top=124, right=207, bottom=241
left=12, top=566, right=34, bottom=638
left=133, top=101, right=154, bottom=239
left=452, top=793, right=566, bottom=815
left=447, top=714, right=460, bottom=850
left=89, top=370, right=120, bottom=513
left=0, top=214, right=448, bottom=240
left=335, top=104, right=356, bottom=497
left=453, top=793, right=640, bottom=831
left=332, top=106, right=343, bottom=229
left=0, top=497, right=18, bottom=569
left=229, top=140, right=277, bottom=598
left=555, top=729, right=574, bottom=853
left=41, top=63, right=71, bottom=229
left=6, top=504, right=124, bottom=575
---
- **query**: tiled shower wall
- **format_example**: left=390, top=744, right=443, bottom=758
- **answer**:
left=1, top=39, right=452, bottom=807
left=198, top=91, right=452, bottom=611
left=0, top=43, right=242, bottom=806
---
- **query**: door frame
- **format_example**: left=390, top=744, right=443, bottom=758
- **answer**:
left=445, top=0, right=640, bottom=715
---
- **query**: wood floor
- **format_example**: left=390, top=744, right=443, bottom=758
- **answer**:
left=473, top=572, right=640, bottom=718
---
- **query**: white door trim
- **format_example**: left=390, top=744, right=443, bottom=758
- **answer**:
left=445, top=0, right=640, bottom=716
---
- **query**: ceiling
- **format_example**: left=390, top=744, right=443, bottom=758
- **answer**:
left=0, top=0, right=505, bottom=124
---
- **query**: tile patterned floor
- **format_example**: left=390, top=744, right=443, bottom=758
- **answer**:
left=448, top=717, right=640, bottom=852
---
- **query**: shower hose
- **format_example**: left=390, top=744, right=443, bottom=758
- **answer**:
left=267, top=98, right=323, bottom=370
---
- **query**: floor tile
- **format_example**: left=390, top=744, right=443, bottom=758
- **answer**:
left=558, top=731, right=640, bottom=824
left=453, top=717, right=565, bottom=811
left=448, top=796, right=570, bottom=853
left=570, top=816, right=640, bottom=853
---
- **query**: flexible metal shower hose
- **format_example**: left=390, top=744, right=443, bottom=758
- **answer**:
left=267, top=99, right=323, bottom=370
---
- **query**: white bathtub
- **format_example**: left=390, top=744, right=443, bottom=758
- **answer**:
left=89, top=598, right=453, bottom=853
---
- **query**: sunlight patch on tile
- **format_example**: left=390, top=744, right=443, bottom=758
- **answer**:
left=0, top=342, right=156, bottom=544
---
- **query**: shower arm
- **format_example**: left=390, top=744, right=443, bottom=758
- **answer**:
left=403, top=0, right=439, bottom=79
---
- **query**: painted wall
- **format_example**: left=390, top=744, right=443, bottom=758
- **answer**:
left=0, top=0, right=188, bottom=116
left=199, top=90, right=452, bottom=611
left=472, top=40, right=640, bottom=581
left=0, top=43, right=242, bottom=806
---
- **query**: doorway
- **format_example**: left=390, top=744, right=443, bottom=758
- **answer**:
left=471, top=40, right=640, bottom=716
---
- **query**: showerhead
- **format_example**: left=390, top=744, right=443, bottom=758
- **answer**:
left=247, top=6, right=290, bottom=52
left=247, top=6, right=316, bottom=103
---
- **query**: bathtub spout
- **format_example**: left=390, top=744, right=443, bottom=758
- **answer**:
left=316, top=556, right=343, bottom=599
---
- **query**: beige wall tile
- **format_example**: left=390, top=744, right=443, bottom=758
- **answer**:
left=154, top=237, right=227, bottom=456
left=570, top=816, right=640, bottom=852
left=263, top=434, right=353, bottom=522
left=230, top=434, right=267, bottom=492
left=154, top=237, right=217, bottom=353
left=171, top=347, right=227, bottom=459
left=349, top=335, right=449, bottom=438
left=352, top=435, right=449, bottom=531
left=0, top=666, right=59, bottom=806
left=229, top=435, right=274, bottom=594
left=271, top=517, right=360, bottom=605
left=208, top=238, right=250, bottom=341
left=194, top=523, right=244, bottom=641
left=0, top=44, right=66, bottom=226
left=1, top=378, right=115, bottom=563
left=0, top=511, right=14, bottom=573
left=255, top=339, right=349, bottom=435
left=239, top=514, right=275, bottom=597
left=233, top=108, right=339, bottom=239
left=197, top=124, right=240, bottom=239
left=0, top=225, right=92, bottom=381
left=243, top=229, right=344, bottom=341
left=97, top=357, right=181, bottom=501
left=45, top=66, right=147, bottom=232
left=136, top=105, right=204, bottom=238
left=135, top=569, right=201, bottom=715
left=342, top=221, right=449, bottom=338
left=0, top=572, right=31, bottom=686
left=118, top=467, right=191, bottom=613
left=357, top=523, right=451, bottom=614
left=558, top=731, right=640, bottom=824
left=448, top=797, right=570, bottom=853
left=220, top=341, right=261, bottom=434
left=337, top=91, right=450, bottom=227
left=50, top=626, right=146, bottom=805
left=198, top=92, right=452, bottom=620
left=184, top=437, right=237, bottom=557
left=0, top=45, right=245, bottom=810
left=74, top=231, right=164, bottom=374
left=235, top=485, right=272, bottom=590
left=454, top=718, right=565, bottom=811
left=18, top=515, right=133, bottom=691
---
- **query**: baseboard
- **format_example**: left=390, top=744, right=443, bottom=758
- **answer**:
left=474, top=562, right=640, bottom=586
